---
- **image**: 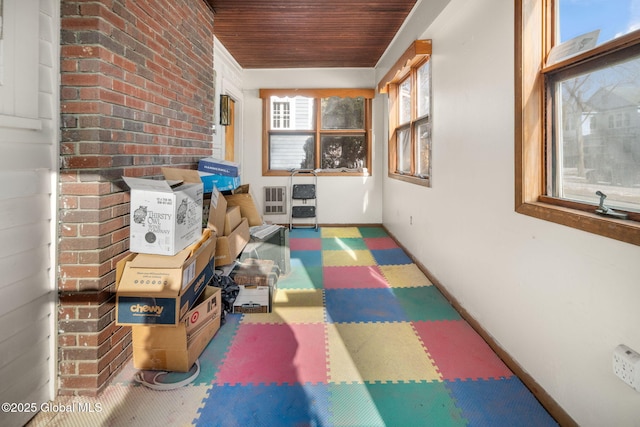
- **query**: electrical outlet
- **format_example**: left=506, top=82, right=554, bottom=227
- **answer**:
left=613, top=344, right=640, bottom=392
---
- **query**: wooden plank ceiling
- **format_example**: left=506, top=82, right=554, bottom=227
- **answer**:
left=207, top=0, right=418, bottom=69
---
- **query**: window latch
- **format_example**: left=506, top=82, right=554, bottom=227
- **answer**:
left=595, top=191, right=628, bottom=220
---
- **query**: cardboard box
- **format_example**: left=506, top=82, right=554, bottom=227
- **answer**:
left=184, top=285, right=222, bottom=337
left=115, top=230, right=216, bottom=326
left=233, top=259, right=277, bottom=287
left=225, top=193, right=263, bottom=226
left=198, top=172, right=241, bottom=193
left=205, top=188, right=250, bottom=266
left=124, top=169, right=203, bottom=256
left=224, top=206, right=242, bottom=236
left=198, top=157, right=241, bottom=177
left=206, top=188, right=227, bottom=237
left=131, top=287, right=222, bottom=372
left=214, top=217, right=250, bottom=266
left=232, top=259, right=278, bottom=313
left=233, top=281, right=271, bottom=313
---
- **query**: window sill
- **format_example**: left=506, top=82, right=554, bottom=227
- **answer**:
left=388, top=172, right=430, bottom=187
left=516, top=200, right=640, bottom=246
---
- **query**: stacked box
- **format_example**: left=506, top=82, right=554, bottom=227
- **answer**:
left=231, top=259, right=278, bottom=313
left=207, top=188, right=250, bottom=266
left=116, top=225, right=216, bottom=326
left=118, top=169, right=223, bottom=372
left=124, top=168, right=204, bottom=256
left=198, top=172, right=241, bottom=193
left=198, top=157, right=241, bottom=193
left=198, top=157, right=241, bottom=177
left=132, top=286, right=222, bottom=372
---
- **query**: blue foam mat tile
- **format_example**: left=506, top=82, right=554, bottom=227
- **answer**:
left=370, top=248, right=413, bottom=265
left=290, top=228, right=322, bottom=238
left=325, top=288, right=409, bottom=323
left=278, top=259, right=323, bottom=289
left=291, top=249, right=323, bottom=268
left=445, top=377, right=559, bottom=427
left=194, top=383, right=331, bottom=427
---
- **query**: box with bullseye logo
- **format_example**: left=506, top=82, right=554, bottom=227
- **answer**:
left=184, top=285, right=222, bottom=338
left=131, top=286, right=222, bottom=372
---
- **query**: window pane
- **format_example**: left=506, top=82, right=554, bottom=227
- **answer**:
left=417, top=61, right=430, bottom=118
left=272, top=102, right=290, bottom=129
left=321, top=97, right=364, bottom=129
left=416, top=120, right=431, bottom=177
left=320, top=135, right=366, bottom=169
left=552, top=54, right=640, bottom=211
left=270, top=134, right=315, bottom=170
left=558, top=0, right=638, bottom=46
left=399, top=78, right=411, bottom=124
left=270, top=96, right=314, bottom=130
left=396, top=128, right=411, bottom=174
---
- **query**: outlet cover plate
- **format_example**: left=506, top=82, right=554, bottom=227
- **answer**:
left=613, top=344, right=640, bottom=392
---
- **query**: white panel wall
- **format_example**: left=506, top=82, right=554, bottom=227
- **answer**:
left=0, top=0, right=58, bottom=426
left=378, top=0, right=640, bottom=425
left=239, top=68, right=383, bottom=225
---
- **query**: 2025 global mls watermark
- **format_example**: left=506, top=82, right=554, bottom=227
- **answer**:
left=2, top=402, right=103, bottom=413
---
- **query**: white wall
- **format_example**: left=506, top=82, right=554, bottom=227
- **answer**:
left=378, top=0, right=640, bottom=425
left=213, top=38, right=243, bottom=161
left=238, top=68, right=383, bottom=225
left=0, top=1, right=59, bottom=426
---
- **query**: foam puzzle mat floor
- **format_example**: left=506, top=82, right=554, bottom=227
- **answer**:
left=28, top=226, right=558, bottom=427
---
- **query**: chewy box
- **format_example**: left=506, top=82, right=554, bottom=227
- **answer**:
left=131, top=287, right=222, bottom=372
left=115, top=230, right=215, bottom=326
left=124, top=169, right=203, bottom=256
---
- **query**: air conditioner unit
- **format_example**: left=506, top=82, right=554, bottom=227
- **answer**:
left=263, top=186, right=286, bottom=215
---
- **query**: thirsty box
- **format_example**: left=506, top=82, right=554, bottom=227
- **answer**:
left=124, top=169, right=203, bottom=256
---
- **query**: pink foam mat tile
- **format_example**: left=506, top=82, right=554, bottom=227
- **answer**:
left=412, top=320, right=514, bottom=381
left=323, top=265, right=390, bottom=289
left=290, top=238, right=323, bottom=251
left=363, top=237, right=400, bottom=250
left=214, top=323, right=328, bottom=386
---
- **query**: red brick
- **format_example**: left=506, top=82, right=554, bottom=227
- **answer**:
left=58, top=0, right=215, bottom=396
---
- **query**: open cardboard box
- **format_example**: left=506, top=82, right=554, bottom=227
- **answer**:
left=124, top=168, right=204, bottom=256
left=131, top=286, right=222, bottom=372
left=115, top=229, right=215, bottom=326
left=225, top=191, right=263, bottom=227
left=207, top=188, right=250, bottom=266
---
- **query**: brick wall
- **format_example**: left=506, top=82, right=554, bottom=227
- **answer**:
left=59, top=0, right=215, bottom=396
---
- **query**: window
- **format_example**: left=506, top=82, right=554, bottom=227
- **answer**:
left=260, top=89, right=374, bottom=176
left=272, top=101, right=291, bottom=129
left=379, top=40, right=432, bottom=186
left=517, top=0, right=640, bottom=246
